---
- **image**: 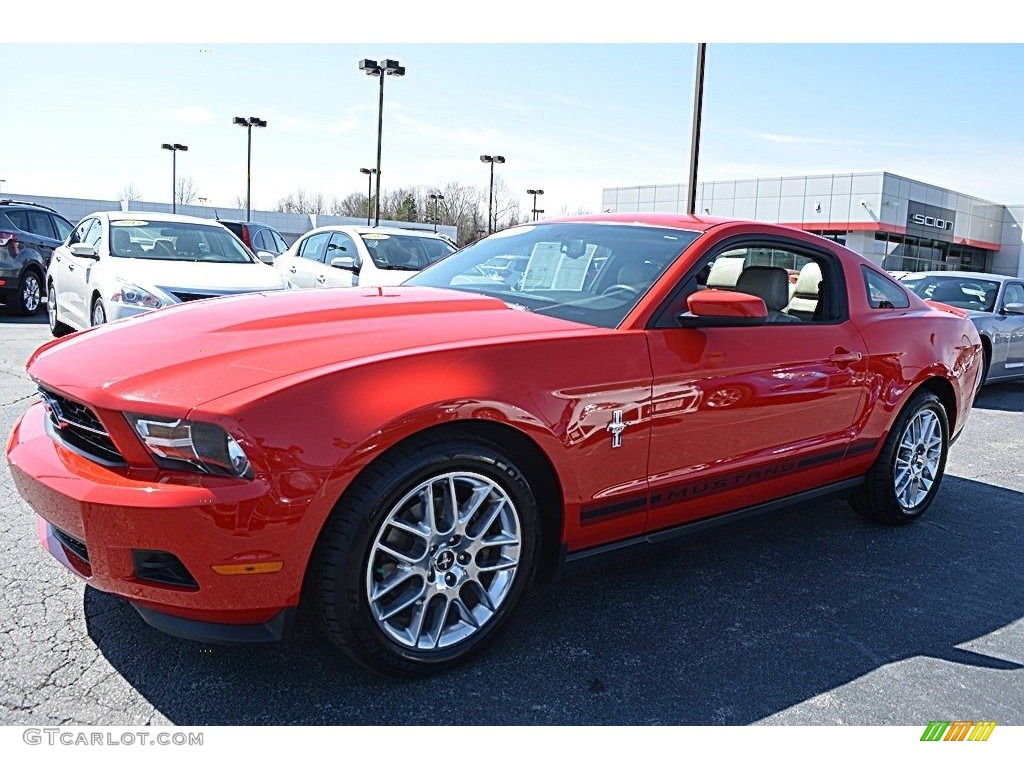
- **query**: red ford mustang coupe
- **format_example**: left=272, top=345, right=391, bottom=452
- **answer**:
left=7, top=214, right=982, bottom=676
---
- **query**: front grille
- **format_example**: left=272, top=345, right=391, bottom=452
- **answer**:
left=39, top=387, right=125, bottom=466
left=52, top=526, right=90, bottom=563
left=168, top=291, right=224, bottom=303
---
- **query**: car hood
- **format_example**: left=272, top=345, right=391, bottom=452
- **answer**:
left=103, top=257, right=286, bottom=296
left=27, top=287, right=595, bottom=413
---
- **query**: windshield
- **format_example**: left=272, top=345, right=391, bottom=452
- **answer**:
left=901, top=275, right=1000, bottom=312
left=109, top=220, right=256, bottom=263
left=406, top=222, right=700, bottom=328
left=358, top=232, right=456, bottom=271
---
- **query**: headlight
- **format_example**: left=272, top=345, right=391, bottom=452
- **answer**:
left=128, top=414, right=253, bottom=479
left=111, top=280, right=162, bottom=309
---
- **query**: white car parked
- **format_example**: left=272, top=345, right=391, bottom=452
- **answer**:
left=274, top=225, right=455, bottom=289
left=46, top=212, right=288, bottom=336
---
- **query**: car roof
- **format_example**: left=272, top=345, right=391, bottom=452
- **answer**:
left=95, top=211, right=230, bottom=226
left=304, top=225, right=451, bottom=239
left=0, top=198, right=60, bottom=214
left=902, top=270, right=1013, bottom=282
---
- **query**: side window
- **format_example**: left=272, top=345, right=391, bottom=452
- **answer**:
left=326, top=232, right=358, bottom=264
left=52, top=215, right=74, bottom=241
left=70, top=218, right=96, bottom=246
left=659, top=241, right=842, bottom=326
left=1003, top=283, right=1024, bottom=306
left=27, top=212, right=57, bottom=239
left=863, top=267, right=910, bottom=309
left=252, top=229, right=269, bottom=251
left=298, top=232, right=330, bottom=263
left=271, top=230, right=288, bottom=253
left=85, top=219, right=104, bottom=250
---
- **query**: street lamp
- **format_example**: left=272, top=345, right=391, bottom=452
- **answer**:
left=480, top=154, right=505, bottom=234
left=428, top=192, right=445, bottom=232
left=359, top=167, right=377, bottom=226
left=233, top=116, right=267, bottom=222
left=359, top=57, right=405, bottom=227
left=160, top=143, right=188, bottom=213
left=527, top=188, right=544, bottom=222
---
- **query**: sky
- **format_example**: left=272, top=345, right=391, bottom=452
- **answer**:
left=5, top=4, right=1024, bottom=221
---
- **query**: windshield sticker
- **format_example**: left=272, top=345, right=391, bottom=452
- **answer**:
left=111, top=220, right=150, bottom=227
left=361, top=233, right=391, bottom=240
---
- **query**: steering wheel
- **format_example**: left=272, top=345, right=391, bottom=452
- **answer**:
left=601, top=284, right=640, bottom=299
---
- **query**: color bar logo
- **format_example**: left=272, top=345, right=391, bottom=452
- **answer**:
left=920, top=721, right=996, bottom=741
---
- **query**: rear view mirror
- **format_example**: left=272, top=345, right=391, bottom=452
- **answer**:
left=676, top=289, right=767, bottom=328
left=1002, top=302, right=1024, bottom=315
left=69, top=243, right=98, bottom=259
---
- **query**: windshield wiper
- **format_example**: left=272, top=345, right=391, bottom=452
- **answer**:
left=376, top=264, right=418, bottom=271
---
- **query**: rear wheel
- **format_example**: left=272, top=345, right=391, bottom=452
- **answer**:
left=312, top=434, right=538, bottom=677
left=852, top=390, right=948, bottom=525
left=5, top=269, right=42, bottom=316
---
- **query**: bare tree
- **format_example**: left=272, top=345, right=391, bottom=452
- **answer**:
left=231, top=194, right=248, bottom=210
left=490, top=176, right=521, bottom=232
left=175, top=176, right=198, bottom=206
left=117, top=182, right=142, bottom=202
left=330, top=193, right=369, bottom=218
left=275, top=188, right=331, bottom=215
left=435, top=181, right=484, bottom=245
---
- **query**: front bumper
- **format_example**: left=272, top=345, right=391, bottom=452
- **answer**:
left=8, top=401, right=307, bottom=633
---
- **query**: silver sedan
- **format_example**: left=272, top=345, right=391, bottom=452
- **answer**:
left=901, top=271, right=1024, bottom=386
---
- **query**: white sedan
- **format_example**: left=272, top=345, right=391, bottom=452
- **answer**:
left=274, top=225, right=455, bottom=289
left=46, top=212, right=288, bottom=336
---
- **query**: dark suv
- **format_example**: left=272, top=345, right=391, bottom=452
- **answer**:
left=217, top=220, right=289, bottom=261
left=0, top=200, right=75, bottom=315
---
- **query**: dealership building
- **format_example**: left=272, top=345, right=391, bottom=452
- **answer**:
left=602, top=171, right=1024, bottom=278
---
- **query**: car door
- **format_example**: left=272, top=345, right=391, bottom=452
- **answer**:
left=319, top=231, right=360, bottom=287
left=643, top=240, right=870, bottom=533
left=67, top=218, right=102, bottom=327
left=25, top=211, right=59, bottom=266
left=52, top=218, right=96, bottom=327
left=999, top=282, right=1024, bottom=375
left=278, top=231, right=329, bottom=288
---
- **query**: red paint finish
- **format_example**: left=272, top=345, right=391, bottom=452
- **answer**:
left=7, top=214, right=983, bottom=631
left=687, top=289, right=767, bottom=318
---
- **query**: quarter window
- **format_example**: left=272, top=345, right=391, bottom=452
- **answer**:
left=863, top=267, right=910, bottom=309
left=1003, top=283, right=1024, bottom=307
left=52, top=215, right=73, bottom=241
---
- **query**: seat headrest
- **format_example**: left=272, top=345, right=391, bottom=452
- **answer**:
left=706, top=256, right=745, bottom=289
left=793, top=261, right=822, bottom=299
left=617, top=260, right=659, bottom=286
left=111, top=228, right=130, bottom=251
left=175, top=231, right=202, bottom=253
left=736, top=266, right=791, bottom=311
left=930, top=282, right=966, bottom=302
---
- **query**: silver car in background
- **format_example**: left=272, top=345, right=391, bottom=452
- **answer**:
left=900, top=271, right=1024, bottom=386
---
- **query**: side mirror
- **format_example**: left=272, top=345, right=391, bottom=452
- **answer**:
left=331, top=256, right=359, bottom=272
left=676, top=289, right=768, bottom=328
left=69, top=243, right=98, bottom=259
left=1002, top=302, right=1024, bottom=315
left=256, top=250, right=275, bottom=264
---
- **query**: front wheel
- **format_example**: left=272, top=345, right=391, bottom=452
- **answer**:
left=851, top=390, right=949, bottom=525
left=311, top=434, right=539, bottom=677
left=91, top=297, right=107, bottom=327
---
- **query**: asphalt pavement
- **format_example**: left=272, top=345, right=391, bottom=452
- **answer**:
left=0, top=311, right=1021, bottom=726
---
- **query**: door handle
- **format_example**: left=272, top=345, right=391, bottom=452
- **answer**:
left=289, top=266, right=297, bottom=273
left=316, top=275, right=326, bottom=283
left=829, top=350, right=862, bottom=365
left=68, top=264, right=75, bottom=272
left=55, top=255, right=62, bottom=262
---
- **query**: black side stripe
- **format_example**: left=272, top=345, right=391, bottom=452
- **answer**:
left=579, top=439, right=880, bottom=526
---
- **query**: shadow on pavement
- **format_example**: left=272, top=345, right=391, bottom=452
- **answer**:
left=85, top=476, right=1023, bottom=725
left=974, top=382, right=1024, bottom=413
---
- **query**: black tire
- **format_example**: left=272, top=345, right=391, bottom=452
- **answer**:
left=311, top=433, right=539, bottom=677
left=90, top=297, right=106, bottom=327
left=851, top=390, right=949, bottom=525
left=6, top=268, right=43, bottom=316
left=47, top=282, right=72, bottom=337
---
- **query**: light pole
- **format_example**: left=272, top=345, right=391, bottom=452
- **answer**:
left=480, top=155, right=505, bottom=234
left=160, top=143, right=188, bottom=213
left=359, top=167, right=377, bottom=226
left=429, top=192, right=444, bottom=232
left=527, top=188, right=544, bottom=222
left=359, top=58, right=405, bottom=227
left=233, top=116, right=267, bottom=222
left=686, top=44, right=706, bottom=216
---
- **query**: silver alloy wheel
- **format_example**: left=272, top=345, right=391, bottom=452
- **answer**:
left=91, top=300, right=106, bottom=326
left=893, top=408, right=943, bottom=509
left=366, top=471, right=521, bottom=651
left=23, top=273, right=40, bottom=313
left=47, top=284, right=57, bottom=328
